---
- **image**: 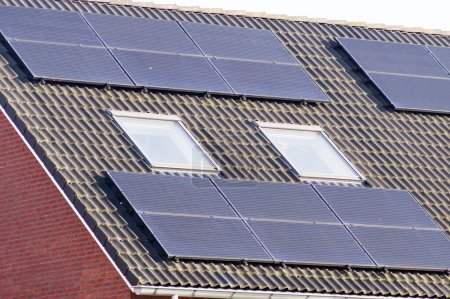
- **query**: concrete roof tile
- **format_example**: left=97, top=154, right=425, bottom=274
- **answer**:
left=1, top=0, right=450, bottom=297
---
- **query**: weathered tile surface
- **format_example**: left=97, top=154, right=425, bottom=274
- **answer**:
left=0, top=0, right=449, bottom=297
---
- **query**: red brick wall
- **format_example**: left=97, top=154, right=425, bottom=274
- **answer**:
left=0, top=109, right=132, bottom=298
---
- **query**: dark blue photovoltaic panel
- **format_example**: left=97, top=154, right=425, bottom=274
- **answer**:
left=107, top=172, right=237, bottom=217
left=315, top=185, right=437, bottom=228
left=211, top=58, right=328, bottom=102
left=107, top=173, right=450, bottom=269
left=368, top=73, right=450, bottom=113
left=337, top=37, right=447, bottom=77
left=141, top=214, right=272, bottom=261
left=113, top=49, right=232, bottom=93
left=249, top=220, right=374, bottom=266
left=350, top=226, right=450, bottom=270
left=9, top=40, right=133, bottom=86
left=83, top=13, right=200, bottom=55
left=0, top=6, right=328, bottom=102
left=181, top=21, right=296, bottom=63
left=427, top=45, right=450, bottom=74
left=0, top=5, right=101, bottom=46
left=214, top=179, right=338, bottom=223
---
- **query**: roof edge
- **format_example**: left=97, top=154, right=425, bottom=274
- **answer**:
left=133, top=285, right=418, bottom=299
left=85, top=0, right=450, bottom=36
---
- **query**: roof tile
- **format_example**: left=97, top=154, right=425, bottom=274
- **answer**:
left=1, top=0, right=450, bottom=297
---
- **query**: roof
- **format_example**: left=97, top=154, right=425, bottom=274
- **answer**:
left=1, top=0, right=449, bottom=297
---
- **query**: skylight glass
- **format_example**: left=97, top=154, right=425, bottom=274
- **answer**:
left=258, top=123, right=362, bottom=181
left=111, top=111, right=218, bottom=173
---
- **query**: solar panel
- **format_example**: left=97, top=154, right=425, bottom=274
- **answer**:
left=0, top=7, right=328, bottom=103
left=211, top=58, right=328, bottom=102
left=249, top=220, right=374, bottom=266
left=141, top=214, right=272, bottom=261
left=9, top=40, right=133, bottom=86
left=180, top=21, right=296, bottom=63
left=349, top=226, right=450, bottom=270
left=337, top=38, right=450, bottom=114
left=427, top=45, right=450, bottom=74
left=337, top=38, right=447, bottom=77
left=0, top=5, right=101, bottom=46
left=83, top=13, right=200, bottom=55
left=107, top=173, right=450, bottom=269
left=113, top=49, right=232, bottom=93
left=315, top=185, right=437, bottom=228
left=213, top=179, right=338, bottom=223
left=368, top=73, right=450, bottom=114
left=107, top=171, right=237, bottom=217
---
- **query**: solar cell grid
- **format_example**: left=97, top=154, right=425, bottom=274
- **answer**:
left=107, top=171, right=237, bottom=217
left=248, top=220, right=375, bottom=266
left=368, top=73, right=450, bottom=114
left=180, top=21, right=297, bottom=63
left=211, top=58, right=328, bottom=101
left=0, top=5, right=101, bottom=46
left=315, top=185, right=437, bottom=228
left=0, top=6, right=329, bottom=103
left=337, top=37, right=447, bottom=77
left=213, top=179, right=338, bottom=223
left=349, top=226, right=450, bottom=270
left=337, top=37, right=450, bottom=114
left=83, top=13, right=200, bottom=55
left=427, top=45, right=450, bottom=74
left=316, top=184, right=450, bottom=269
left=141, top=214, right=272, bottom=261
left=109, top=172, right=450, bottom=270
left=112, top=49, right=233, bottom=94
left=8, top=40, right=133, bottom=86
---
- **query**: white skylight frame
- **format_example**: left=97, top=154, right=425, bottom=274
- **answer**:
left=110, top=110, right=220, bottom=174
left=257, top=121, right=364, bottom=182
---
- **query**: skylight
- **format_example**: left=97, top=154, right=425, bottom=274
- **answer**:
left=111, top=110, right=219, bottom=173
left=257, top=122, right=363, bottom=181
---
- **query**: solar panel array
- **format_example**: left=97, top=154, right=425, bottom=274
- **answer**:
left=107, top=171, right=450, bottom=270
left=0, top=5, right=328, bottom=103
left=315, top=185, right=450, bottom=270
left=337, top=37, right=450, bottom=114
left=10, top=40, right=133, bottom=86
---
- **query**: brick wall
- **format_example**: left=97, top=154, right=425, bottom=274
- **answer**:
left=0, top=109, right=132, bottom=298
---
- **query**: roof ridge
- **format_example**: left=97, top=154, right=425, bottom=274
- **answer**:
left=85, top=0, right=450, bottom=36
